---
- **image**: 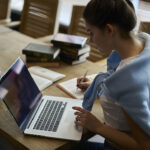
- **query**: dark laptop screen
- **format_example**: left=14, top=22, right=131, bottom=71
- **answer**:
left=0, top=58, right=42, bottom=128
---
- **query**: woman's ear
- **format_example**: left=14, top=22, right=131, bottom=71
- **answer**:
left=105, top=24, right=115, bottom=37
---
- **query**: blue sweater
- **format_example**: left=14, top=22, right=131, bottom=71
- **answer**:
left=83, top=32, right=150, bottom=136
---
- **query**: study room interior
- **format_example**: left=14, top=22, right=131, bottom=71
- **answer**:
left=0, top=0, right=150, bottom=150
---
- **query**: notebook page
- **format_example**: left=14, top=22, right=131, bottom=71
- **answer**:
left=30, top=73, right=53, bottom=91
left=57, top=74, right=97, bottom=100
left=58, top=78, right=84, bottom=99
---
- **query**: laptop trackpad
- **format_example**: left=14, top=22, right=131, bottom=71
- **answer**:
left=64, top=111, right=83, bottom=132
left=64, top=110, right=75, bottom=123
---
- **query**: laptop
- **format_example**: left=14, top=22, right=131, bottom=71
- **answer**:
left=0, top=58, right=83, bottom=141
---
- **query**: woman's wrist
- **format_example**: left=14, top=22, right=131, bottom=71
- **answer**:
left=96, top=122, right=105, bottom=135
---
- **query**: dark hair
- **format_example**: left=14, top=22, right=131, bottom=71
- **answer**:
left=83, top=0, right=137, bottom=35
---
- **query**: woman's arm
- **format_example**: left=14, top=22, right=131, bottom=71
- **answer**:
left=122, top=109, right=150, bottom=150
left=98, top=121, right=140, bottom=150
left=73, top=106, right=141, bottom=150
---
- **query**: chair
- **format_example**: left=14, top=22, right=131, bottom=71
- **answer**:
left=68, top=5, right=107, bottom=62
left=19, top=0, right=59, bottom=38
left=138, top=22, right=150, bottom=34
left=0, top=0, right=11, bottom=23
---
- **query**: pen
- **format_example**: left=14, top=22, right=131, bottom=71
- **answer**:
left=77, top=70, right=88, bottom=90
left=80, top=70, right=88, bottom=83
left=0, top=68, right=1, bottom=80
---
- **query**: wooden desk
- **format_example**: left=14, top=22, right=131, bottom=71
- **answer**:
left=0, top=25, right=12, bottom=34
left=0, top=26, right=106, bottom=150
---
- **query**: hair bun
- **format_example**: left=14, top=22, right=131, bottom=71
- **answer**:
left=125, top=0, right=135, bottom=11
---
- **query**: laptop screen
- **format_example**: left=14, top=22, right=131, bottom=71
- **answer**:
left=0, top=58, right=42, bottom=128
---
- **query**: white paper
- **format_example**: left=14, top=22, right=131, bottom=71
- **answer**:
left=28, top=66, right=66, bottom=91
left=88, top=134, right=105, bottom=143
left=30, top=74, right=53, bottom=91
left=57, top=74, right=97, bottom=99
left=28, top=66, right=66, bottom=82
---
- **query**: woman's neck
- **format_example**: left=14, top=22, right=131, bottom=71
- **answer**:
left=114, top=33, right=145, bottom=59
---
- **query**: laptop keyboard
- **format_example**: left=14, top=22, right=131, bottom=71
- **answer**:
left=33, top=100, right=67, bottom=132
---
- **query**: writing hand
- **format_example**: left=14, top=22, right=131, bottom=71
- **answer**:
left=77, top=77, right=91, bottom=91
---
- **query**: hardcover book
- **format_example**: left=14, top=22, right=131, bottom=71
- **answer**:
left=51, top=33, right=87, bottom=48
left=61, top=44, right=91, bottom=56
left=26, top=55, right=60, bottom=63
left=26, top=61, right=61, bottom=68
left=60, top=56, right=87, bottom=65
left=60, top=51, right=89, bottom=61
left=22, top=43, right=60, bottom=60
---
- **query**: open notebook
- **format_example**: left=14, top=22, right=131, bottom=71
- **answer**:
left=28, top=66, right=66, bottom=91
left=57, top=74, right=97, bottom=100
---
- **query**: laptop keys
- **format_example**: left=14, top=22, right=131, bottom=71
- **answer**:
left=33, top=100, right=67, bottom=132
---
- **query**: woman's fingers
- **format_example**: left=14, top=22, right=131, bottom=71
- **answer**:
left=72, top=106, right=87, bottom=113
left=75, top=115, right=86, bottom=126
left=77, top=77, right=91, bottom=91
left=74, top=120, right=83, bottom=126
left=74, top=111, right=82, bottom=116
left=73, top=107, right=89, bottom=127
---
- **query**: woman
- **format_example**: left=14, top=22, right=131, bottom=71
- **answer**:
left=73, top=0, right=150, bottom=150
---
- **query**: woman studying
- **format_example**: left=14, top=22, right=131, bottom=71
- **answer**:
left=73, top=0, right=150, bottom=150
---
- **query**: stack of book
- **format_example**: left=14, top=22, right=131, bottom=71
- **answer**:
left=22, top=43, right=61, bottom=67
left=51, top=33, right=90, bottom=65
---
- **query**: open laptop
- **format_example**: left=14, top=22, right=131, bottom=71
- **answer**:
left=0, top=58, right=83, bottom=141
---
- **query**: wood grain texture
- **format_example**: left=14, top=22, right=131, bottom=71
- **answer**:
left=19, top=0, right=58, bottom=38
left=0, top=0, right=10, bottom=20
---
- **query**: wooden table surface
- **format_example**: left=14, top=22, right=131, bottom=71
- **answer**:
left=0, top=25, right=12, bottom=34
left=0, top=26, right=106, bottom=150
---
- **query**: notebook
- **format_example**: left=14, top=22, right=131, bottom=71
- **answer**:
left=28, top=66, right=66, bottom=91
left=57, top=74, right=97, bottom=100
left=0, top=58, right=83, bottom=141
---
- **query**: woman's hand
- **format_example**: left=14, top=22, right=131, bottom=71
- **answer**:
left=72, top=106, right=103, bottom=133
left=77, top=77, right=92, bottom=91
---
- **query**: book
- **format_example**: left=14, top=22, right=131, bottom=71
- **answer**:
left=60, top=56, right=87, bottom=65
left=51, top=33, right=87, bottom=48
left=25, top=55, right=60, bottom=62
left=26, top=61, right=61, bottom=68
left=28, top=66, right=66, bottom=91
left=60, top=51, right=90, bottom=61
left=57, top=74, right=97, bottom=99
left=22, top=43, right=60, bottom=60
left=61, top=44, right=91, bottom=56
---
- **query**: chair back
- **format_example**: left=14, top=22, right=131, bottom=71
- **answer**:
left=68, top=5, right=107, bottom=62
left=0, top=0, right=11, bottom=20
left=20, top=0, right=58, bottom=38
left=138, top=22, right=150, bottom=34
